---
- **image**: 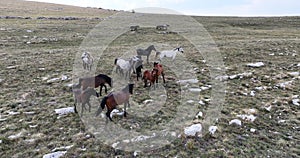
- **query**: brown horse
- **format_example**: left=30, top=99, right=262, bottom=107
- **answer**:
left=73, top=87, right=99, bottom=115
left=77, top=74, right=112, bottom=96
left=95, top=84, right=134, bottom=122
left=142, top=69, right=158, bottom=88
left=153, top=62, right=166, bottom=83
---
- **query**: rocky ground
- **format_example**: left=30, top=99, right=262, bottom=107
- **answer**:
left=0, top=1, right=299, bottom=157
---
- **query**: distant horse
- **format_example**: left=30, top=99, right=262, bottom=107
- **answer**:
left=81, top=51, right=94, bottom=70
left=142, top=69, right=158, bottom=88
left=136, top=45, right=156, bottom=63
left=155, top=46, right=184, bottom=61
left=73, top=87, right=99, bottom=115
left=77, top=74, right=112, bottom=96
left=114, top=58, right=132, bottom=80
left=156, top=24, right=169, bottom=30
left=153, top=62, right=166, bottom=83
left=95, top=84, right=134, bottom=122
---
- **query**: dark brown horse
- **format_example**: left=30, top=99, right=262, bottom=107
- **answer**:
left=142, top=69, right=158, bottom=88
left=95, top=84, right=134, bottom=122
left=153, top=62, right=166, bottom=83
left=77, top=74, right=112, bottom=96
left=73, top=87, right=99, bottom=115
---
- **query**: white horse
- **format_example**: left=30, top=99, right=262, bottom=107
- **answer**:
left=114, top=58, right=133, bottom=79
left=155, top=46, right=184, bottom=61
left=81, top=51, right=94, bottom=71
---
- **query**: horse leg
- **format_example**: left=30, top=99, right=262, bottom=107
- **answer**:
left=162, top=72, right=166, bottom=83
left=124, top=102, right=127, bottom=117
left=81, top=103, right=85, bottom=116
left=147, top=55, right=149, bottom=63
left=104, top=84, right=107, bottom=94
left=99, top=85, right=103, bottom=96
left=87, top=102, right=92, bottom=112
left=106, top=109, right=113, bottom=122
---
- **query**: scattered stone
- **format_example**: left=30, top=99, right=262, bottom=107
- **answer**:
left=288, top=72, right=299, bottom=77
left=7, top=111, right=20, bottom=115
left=276, top=80, right=293, bottom=89
left=246, top=62, right=264, bottom=68
left=229, top=119, right=242, bottom=126
left=52, top=145, right=74, bottom=152
left=209, top=126, right=218, bottom=135
left=198, top=100, right=205, bottom=105
left=250, top=91, right=255, bottom=96
left=55, top=107, right=75, bottom=115
left=6, top=65, right=18, bottom=69
left=8, top=131, right=23, bottom=140
left=250, top=128, right=256, bottom=133
left=61, top=75, right=68, bottom=81
left=195, top=111, right=203, bottom=118
left=264, top=105, right=272, bottom=111
left=237, top=114, right=256, bottom=122
left=177, top=78, right=199, bottom=84
left=292, top=99, right=299, bottom=106
left=143, top=99, right=153, bottom=104
left=47, top=77, right=60, bottom=83
left=43, top=151, right=66, bottom=158
left=187, top=100, right=194, bottom=104
left=184, top=124, right=202, bottom=136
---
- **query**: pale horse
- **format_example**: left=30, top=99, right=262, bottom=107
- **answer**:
left=155, top=46, right=184, bottom=61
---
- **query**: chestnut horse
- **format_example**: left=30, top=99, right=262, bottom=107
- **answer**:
left=153, top=62, right=166, bottom=83
left=142, top=69, right=158, bottom=87
left=95, top=84, right=134, bottom=122
left=77, top=74, right=112, bottom=96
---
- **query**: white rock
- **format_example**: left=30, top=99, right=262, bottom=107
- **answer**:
left=189, top=88, right=202, bottom=92
left=55, top=107, right=75, bottom=115
left=229, top=119, right=242, bottom=126
left=265, top=105, right=272, bottom=111
left=184, top=124, right=202, bottom=136
left=133, top=151, right=139, bottom=157
left=297, top=63, right=300, bottom=67
left=112, top=142, right=119, bottom=148
left=7, top=111, right=20, bottom=115
left=196, top=111, right=203, bottom=118
left=143, top=99, right=153, bottom=104
left=0, top=140, right=2, bottom=143
left=250, top=91, right=255, bottom=96
left=8, top=132, right=23, bottom=140
left=246, top=62, right=264, bottom=68
left=276, top=80, right=293, bottom=89
left=278, top=120, right=286, bottom=123
left=47, top=77, right=60, bottom=83
left=198, top=100, right=205, bottom=105
left=237, top=114, right=257, bottom=122
left=61, top=75, right=68, bottom=81
left=52, top=145, right=74, bottom=152
left=43, top=151, right=66, bottom=158
left=187, top=100, right=194, bottom=104
left=177, top=79, right=199, bottom=84
left=250, top=128, right=256, bottom=133
left=215, top=75, right=229, bottom=81
left=208, top=126, right=218, bottom=135
left=288, top=72, right=299, bottom=77
left=292, top=99, right=300, bottom=106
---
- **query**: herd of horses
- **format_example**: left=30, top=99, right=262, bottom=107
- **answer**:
left=74, top=45, right=184, bottom=122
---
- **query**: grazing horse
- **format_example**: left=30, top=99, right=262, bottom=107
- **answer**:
left=73, top=87, right=99, bottom=115
left=155, top=46, right=184, bottom=61
left=114, top=58, right=132, bottom=80
left=136, top=45, right=156, bottom=63
left=81, top=51, right=94, bottom=70
left=142, top=69, right=158, bottom=88
left=153, top=62, right=166, bottom=83
left=78, top=74, right=112, bottom=96
left=95, top=84, right=134, bottom=122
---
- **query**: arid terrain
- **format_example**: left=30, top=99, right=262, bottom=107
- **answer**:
left=0, top=0, right=299, bottom=157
